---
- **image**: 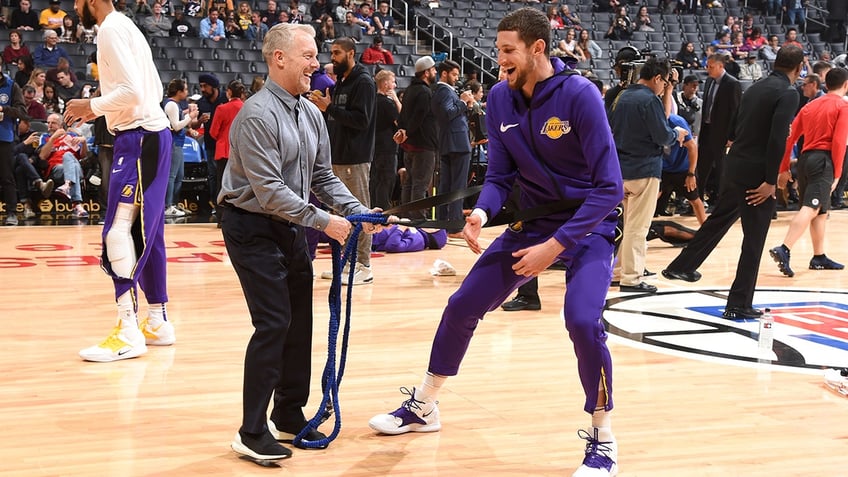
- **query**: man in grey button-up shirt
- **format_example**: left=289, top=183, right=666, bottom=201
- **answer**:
left=218, top=23, right=378, bottom=462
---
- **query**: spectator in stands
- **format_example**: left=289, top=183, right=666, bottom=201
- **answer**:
left=309, top=36, right=378, bottom=286
left=288, top=5, right=305, bottom=24
left=206, top=0, right=234, bottom=16
left=58, top=15, right=79, bottom=43
left=195, top=73, right=227, bottom=214
left=594, top=0, right=620, bottom=13
left=739, top=54, right=764, bottom=81
left=157, top=0, right=175, bottom=16
left=699, top=53, right=741, bottom=205
left=134, top=0, right=154, bottom=16
left=373, top=1, right=395, bottom=35
left=310, top=0, right=332, bottom=24
left=14, top=55, right=34, bottom=89
left=209, top=80, right=245, bottom=219
left=701, top=44, right=717, bottom=67
left=371, top=69, right=400, bottom=210
left=431, top=59, right=473, bottom=238
left=261, top=0, right=279, bottom=26
left=248, top=75, right=264, bottom=96
left=316, top=13, right=336, bottom=44
left=635, top=5, right=654, bottom=32
left=335, top=0, right=352, bottom=23
left=463, top=79, right=487, bottom=151
left=276, top=10, right=289, bottom=24
left=33, top=30, right=71, bottom=69
left=729, top=31, right=751, bottom=61
left=41, top=82, right=62, bottom=114
left=610, top=58, right=687, bottom=294
left=236, top=1, right=252, bottom=30
left=719, top=15, right=737, bottom=36
left=246, top=11, right=268, bottom=40
left=39, top=113, right=89, bottom=218
left=394, top=56, right=437, bottom=219
left=310, top=60, right=335, bottom=93
left=745, top=27, right=767, bottom=51
left=760, top=34, right=780, bottom=60
left=578, top=29, right=603, bottom=61
left=183, top=0, right=203, bottom=17
left=559, top=4, right=581, bottom=29
left=354, top=2, right=376, bottom=35
left=46, top=57, right=77, bottom=85
left=290, top=0, right=307, bottom=16
left=783, top=27, right=803, bottom=49
left=676, top=41, right=700, bottom=69
left=361, top=35, right=394, bottom=65
left=553, top=28, right=585, bottom=62
left=547, top=6, right=564, bottom=29
left=115, top=0, right=135, bottom=19
left=783, top=0, right=807, bottom=31
left=144, top=1, right=173, bottom=37
left=170, top=9, right=197, bottom=37
left=79, top=18, right=99, bottom=43
left=40, top=0, right=66, bottom=31
left=54, top=71, right=81, bottom=103
left=711, top=31, right=732, bottom=50
left=224, top=12, right=245, bottom=38
left=23, top=84, right=46, bottom=121
left=27, top=68, right=46, bottom=101
left=10, top=0, right=39, bottom=32
left=605, top=6, right=632, bottom=41
left=0, top=72, right=27, bottom=226
left=200, top=7, right=225, bottom=41
left=741, top=13, right=755, bottom=38
left=3, top=31, right=31, bottom=69
left=162, top=78, right=198, bottom=218
left=338, top=10, right=363, bottom=42
left=675, top=75, right=703, bottom=136
left=13, top=122, right=54, bottom=220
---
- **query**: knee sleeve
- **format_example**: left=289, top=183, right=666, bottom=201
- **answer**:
left=105, top=203, right=139, bottom=278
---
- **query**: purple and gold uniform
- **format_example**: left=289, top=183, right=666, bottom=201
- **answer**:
left=428, top=57, right=623, bottom=413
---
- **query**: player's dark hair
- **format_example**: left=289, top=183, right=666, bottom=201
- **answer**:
left=497, top=7, right=550, bottom=57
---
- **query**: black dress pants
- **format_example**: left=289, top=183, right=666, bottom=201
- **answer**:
left=221, top=207, right=315, bottom=434
left=666, top=179, right=775, bottom=309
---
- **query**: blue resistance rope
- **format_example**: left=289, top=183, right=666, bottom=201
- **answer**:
left=293, top=213, right=388, bottom=449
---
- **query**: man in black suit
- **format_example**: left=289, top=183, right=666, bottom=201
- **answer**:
left=662, top=46, right=805, bottom=319
left=698, top=53, right=741, bottom=207
left=431, top=59, right=473, bottom=236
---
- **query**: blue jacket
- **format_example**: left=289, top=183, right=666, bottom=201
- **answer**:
left=476, top=57, right=623, bottom=251
left=431, top=82, right=471, bottom=154
left=32, top=45, right=71, bottom=69
left=663, top=114, right=694, bottom=174
left=609, top=83, right=678, bottom=180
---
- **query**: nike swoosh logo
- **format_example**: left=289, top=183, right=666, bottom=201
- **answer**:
left=422, top=410, right=434, bottom=417
left=500, top=122, right=519, bottom=133
left=117, top=348, right=131, bottom=355
left=112, top=169, right=122, bottom=173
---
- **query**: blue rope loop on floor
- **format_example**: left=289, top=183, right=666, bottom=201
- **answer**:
left=293, top=212, right=388, bottom=449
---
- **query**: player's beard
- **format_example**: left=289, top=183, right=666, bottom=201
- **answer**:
left=507, top=58, right=533, bottom=92
left=80, top=1, right=97, bottom=29
left=333, top=56, right=350, bottom=77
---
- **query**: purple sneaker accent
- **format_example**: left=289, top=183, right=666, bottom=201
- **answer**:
left=389, top=406, right=427, bottom=427
left=369, top=386, right=441, bottom=435
left=573, top=428, right=618, bottom=477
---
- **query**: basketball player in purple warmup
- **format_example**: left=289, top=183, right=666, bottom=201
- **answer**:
left=65, top=0, right=175, bottom=362
left=369, top=8, right=624, bottom=476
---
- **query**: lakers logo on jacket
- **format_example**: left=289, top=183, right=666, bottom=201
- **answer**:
left=540, top=117, right=571, bottom=139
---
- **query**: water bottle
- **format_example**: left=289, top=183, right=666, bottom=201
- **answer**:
left=758, top=308, right=774, bottom=352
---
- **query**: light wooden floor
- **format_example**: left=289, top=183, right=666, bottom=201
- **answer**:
left=1, top=211, right=847, bottom=477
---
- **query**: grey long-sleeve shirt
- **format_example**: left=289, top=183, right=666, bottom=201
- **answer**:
left=218, top=79, right=368, bottom=230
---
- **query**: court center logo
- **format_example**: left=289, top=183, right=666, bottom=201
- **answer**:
left=603, top=289, right=848, bottom=370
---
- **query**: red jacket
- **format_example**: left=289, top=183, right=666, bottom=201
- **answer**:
left=209, top=98, right=243, bottom=161
left=361, top=46, right=394, bottom=65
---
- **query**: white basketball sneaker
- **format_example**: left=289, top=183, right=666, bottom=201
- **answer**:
left=140, top=318, right=176, bottom=346
left=79, top=326, right=147, bottom=362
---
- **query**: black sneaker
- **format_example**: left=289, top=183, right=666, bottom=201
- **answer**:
left=809, top=255, right=844, bottom=270
left=769, top=245, right=794, bottom=277
left=268, top=420, right=329, bottom=449
left=231, top=430, right=292, bottom=461
left=501, top=295, right=541, bottom=311
left=722, top=306, right=763, bottom=319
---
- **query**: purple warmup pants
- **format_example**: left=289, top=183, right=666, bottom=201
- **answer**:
left=100, top=128, right=172, bottom=309
left=428, top=225, right=615, bottom=413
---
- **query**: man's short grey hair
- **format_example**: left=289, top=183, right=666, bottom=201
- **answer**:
left=262, top=23, right=316, bottom=63
left=43, top=29, right=58, bottom=40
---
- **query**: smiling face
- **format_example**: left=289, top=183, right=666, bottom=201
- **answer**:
left=277, top=29, right=320, bottom=95
left=496, top=30, right=538, bottom=97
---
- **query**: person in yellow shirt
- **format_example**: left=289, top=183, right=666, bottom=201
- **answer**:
left=39, top=0, right=67, bottom=31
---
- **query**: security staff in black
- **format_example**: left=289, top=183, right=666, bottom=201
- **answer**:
left=662, top=46, right=805, bottom=320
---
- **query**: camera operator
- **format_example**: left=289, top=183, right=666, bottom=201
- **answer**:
left=603, top=46, right=641, bottom=113
left=674, top=75, right=703, bottom=137
left=609, top=57, right=687, bottom=294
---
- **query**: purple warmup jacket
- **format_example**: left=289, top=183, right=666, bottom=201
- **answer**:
left=476, top=57, right=623, bottom=249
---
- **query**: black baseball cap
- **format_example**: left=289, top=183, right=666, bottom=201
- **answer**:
left=683, top=75, right=701, bottom=84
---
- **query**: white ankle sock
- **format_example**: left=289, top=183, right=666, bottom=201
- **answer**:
left=147, top=303, right=167, bottom=325
left=116, top=292, right=138, bottom=333
left=415, top=372, right=446, bottom=403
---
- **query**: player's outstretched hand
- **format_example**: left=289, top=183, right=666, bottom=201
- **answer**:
left=464, top=214, right=483, bottom=254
